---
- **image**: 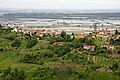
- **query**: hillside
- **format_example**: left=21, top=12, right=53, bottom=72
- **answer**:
left=0, top=26, right=120, bottom=80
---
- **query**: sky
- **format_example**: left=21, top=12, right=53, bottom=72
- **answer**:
left=0, top=0, right=120, bottom=10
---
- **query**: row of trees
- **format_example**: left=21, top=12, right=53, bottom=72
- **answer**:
left=30, top=65, right=120, bottom=80
left=0, top=67, right=26, bottom=80
left=20, top=53, right=44, bottom=65
left=1, top=66, right=119, bottom=80
left=20, top=44, right=70, bottom=64
left=10, top=34, right=38, bottom=48
left=48, top=31, right=72, bottom=44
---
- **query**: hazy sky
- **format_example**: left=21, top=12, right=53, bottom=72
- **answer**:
left=0, top=0, right=120, bottom=9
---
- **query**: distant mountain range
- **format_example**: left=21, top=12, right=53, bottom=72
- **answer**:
left=0, top=13, right=120, bottom=20
left=0, top=8, right=120, bottom=20
left=0, top=8, right=120, bottom=14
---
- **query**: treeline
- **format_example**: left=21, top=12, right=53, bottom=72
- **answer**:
left=29, top=65, right=120, bottom=80
left=48, top=31, right=73, bottom=44
left=0, top=67, right=26, bottom=80
left=1, top=64, right=120, bottom=80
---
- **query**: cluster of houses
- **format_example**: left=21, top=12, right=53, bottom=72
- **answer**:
left=12, top=28, right=61, bottom=37
left=75, top=28, right=118, bottom=51
left=51, top=28, right=117, bottom=51
left=12, top=27, right=120, bottom=51
left=83, top=45, right=115, bottom=51
left=75, top=28, right=115, bottom=39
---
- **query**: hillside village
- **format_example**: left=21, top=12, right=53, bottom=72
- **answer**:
left=0, top=24, right=120, bottom=80
left=11, top=27, right=120, bottom=52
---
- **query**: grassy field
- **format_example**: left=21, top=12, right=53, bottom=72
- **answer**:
left=0, top=51, right=40, bottom=71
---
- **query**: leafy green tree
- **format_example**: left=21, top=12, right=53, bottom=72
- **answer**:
left=26, top=39, right=37, bottom=48
left=11, top=39, right=21, bottom=47
left=1, top=67, right=26, bottom=80
left=12, top=68, right=19, bottom=78
left=115, top=29, right=119, bottom=35
left=32, top=67, right=54, bottom=80
left=114, top=39, right=120, bottom=46
left=64, top=35, right=72, bottom=42
left=0, top=24, right=3, bottom=29
left=54, top=45, right=70, bottom=56
left=21, top=54, right=33, bottom=63
left=48, top=37, right=63, bottom=44
left=2, top=67, right=11, bottom=78
left=17, top=70, right=26, bottom=80
left=109, top=38, right=115, bottom=45
left=0, top=47, right=3, bottom=51
left=61, top=31, right=66, bottom=38
left=117, top=50, right=120, bottom=54
left=110, top=62, right=119, bottom=71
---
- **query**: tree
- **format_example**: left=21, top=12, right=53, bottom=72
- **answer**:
left=117, top=50, right=120, bottom=54
left=72, top=33, right=74, bottom=35
left=109, top=38, right=115, bottom=45
left=0, top=47, right=3, bottom=51
left=64, top=35, right=72, bottom=42
left=115, top=39, right=120, bottom=45
left=17, top=70, right=26, bottom=80
left=48, top=37, right=63, bottom=44
left=21, top=54, right=33, bottom=63
left=0, top=24, right=3, bottom=29
left=11, top=39, right=21, bottom=47
left=12, top=68, right=19, bottom=77
left=61, top=31, right=66, bottom=38
left=1, top=67, right=26, bottom=80
left=115, top=29, right=119, bottom=35
left=54, top=45, right=70, bottom=56
left=110, top=62, right=119, bottom=71
left=2, top=67, right=11, bottom=78
left=26, top=39, right=37, bottom=48
left=32, top=67, right=54, bottom=80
